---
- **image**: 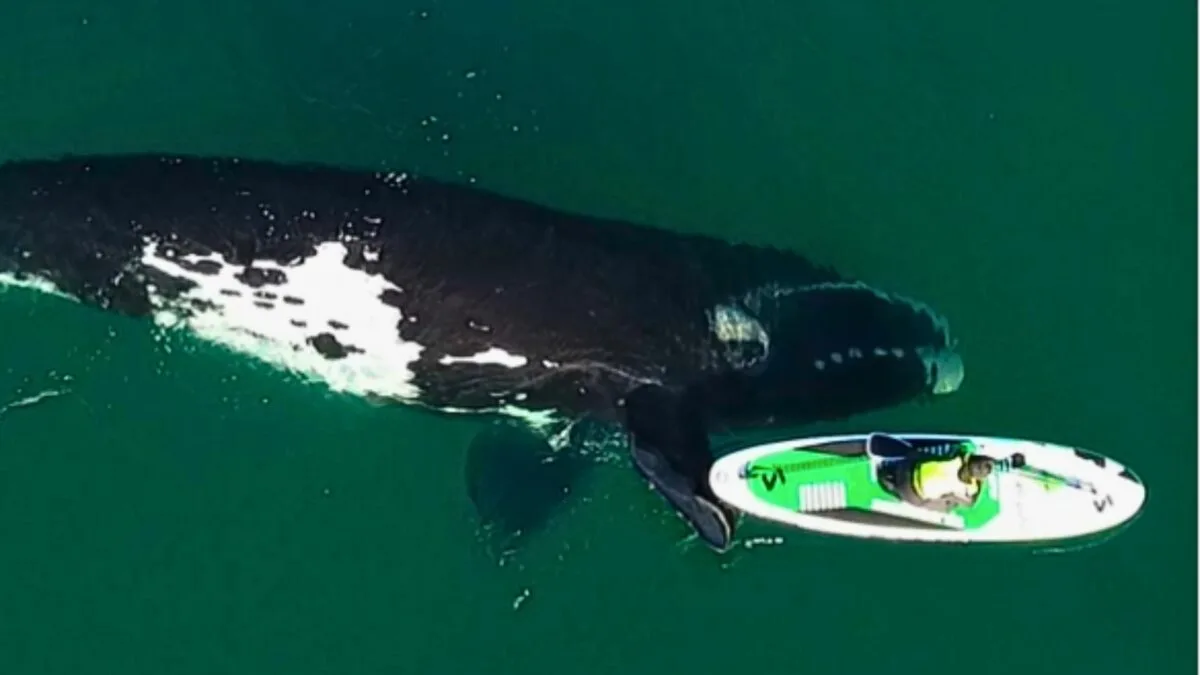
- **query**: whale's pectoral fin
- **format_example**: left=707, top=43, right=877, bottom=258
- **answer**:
left=464, top=422, right=591, bottom=558
left=624, top=384, right=738, bottom=553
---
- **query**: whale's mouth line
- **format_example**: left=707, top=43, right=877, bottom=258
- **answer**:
left=707, top=278, right=960, bottom=397
left=739, top=279, right=953, bottom=337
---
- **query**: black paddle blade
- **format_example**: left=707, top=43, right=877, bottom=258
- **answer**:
left=867, top=432, right=916, bottom=460
left=464, top=423, right=591, bottom=557
left=624, top=385, right=738, bottom=553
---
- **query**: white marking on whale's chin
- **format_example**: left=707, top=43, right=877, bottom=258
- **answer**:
left=138, top=238, right=427, bottom=401
left=0, top=272, right=78, bottom=302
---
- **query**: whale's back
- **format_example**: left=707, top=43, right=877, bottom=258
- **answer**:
left=0, top=154, right=842, bottom=419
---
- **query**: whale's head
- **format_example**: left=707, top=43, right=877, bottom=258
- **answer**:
left=704, top=281, right=964, bottom=428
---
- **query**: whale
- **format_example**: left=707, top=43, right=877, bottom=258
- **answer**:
left=0, top=153, right=964, bottom=554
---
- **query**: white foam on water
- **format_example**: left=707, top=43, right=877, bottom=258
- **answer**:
left=0, top=271, right=78, bottom=302
left=139, top=238, right=428, bottom=401
left=432, top=402, right=563, bottom=434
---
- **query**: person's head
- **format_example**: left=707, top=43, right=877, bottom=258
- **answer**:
left=961, top=456, right=994, bottom=481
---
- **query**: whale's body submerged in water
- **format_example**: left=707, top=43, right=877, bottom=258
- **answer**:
left=0, top=153, right=964, bottom=552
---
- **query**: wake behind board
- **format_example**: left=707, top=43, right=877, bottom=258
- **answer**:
left=708, top=432, right=1146, bottom=544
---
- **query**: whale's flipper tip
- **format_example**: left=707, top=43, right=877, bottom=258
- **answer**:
left=464, top=423, right=591, bottom=558
left=624, top=384, right=738, bottom=553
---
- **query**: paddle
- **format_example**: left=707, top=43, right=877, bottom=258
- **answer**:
left=1009, top=461, right=1100, bottom=494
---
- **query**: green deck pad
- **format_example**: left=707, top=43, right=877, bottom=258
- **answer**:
left=743, top=447, right=1001, bottom=529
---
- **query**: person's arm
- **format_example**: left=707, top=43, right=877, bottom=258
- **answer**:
left=942, top=491, right=978, bottom=510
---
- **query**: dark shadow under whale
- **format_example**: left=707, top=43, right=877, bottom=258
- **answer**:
left=0, top=153, right=964, bottom=554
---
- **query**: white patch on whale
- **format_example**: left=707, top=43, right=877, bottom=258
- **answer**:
left=438, top=347, right=528, bottom=368
left=134, top=238, right=586, bottom=431
left=138, top=238, right=427, bottom=401
left=3, top=243, right=582, bottom=437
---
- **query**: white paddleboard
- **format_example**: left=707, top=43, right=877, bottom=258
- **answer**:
left=708, top=432, right=1146, bottom=544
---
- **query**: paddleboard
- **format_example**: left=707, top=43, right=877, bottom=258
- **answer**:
left=708, top=432, right=1146, bottom=544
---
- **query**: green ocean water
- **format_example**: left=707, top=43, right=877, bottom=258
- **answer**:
left=0, top=1, right=1194, bottom=674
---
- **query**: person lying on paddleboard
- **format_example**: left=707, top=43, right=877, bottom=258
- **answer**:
left=871, top=434, right=1023, bottom=512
